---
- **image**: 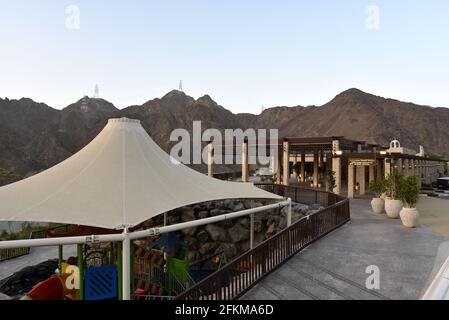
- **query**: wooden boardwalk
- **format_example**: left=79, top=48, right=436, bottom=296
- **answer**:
left=242, top=198, right=448, bottom=300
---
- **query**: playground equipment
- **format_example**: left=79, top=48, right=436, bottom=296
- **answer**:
left=0, top=198, right=291, bottom=300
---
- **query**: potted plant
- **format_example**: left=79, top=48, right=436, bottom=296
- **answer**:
left=384, top=169, right=404, bottom=219
left=398, top=175, right=420, bottom=228
left=369, top=179, right=386, bottom=214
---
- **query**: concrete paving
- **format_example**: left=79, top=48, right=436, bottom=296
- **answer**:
left=418, top=195, right=449, bottom=238
left=242, top=198, right=448, bottom=300
left=0, top=245, right=77, bottom=280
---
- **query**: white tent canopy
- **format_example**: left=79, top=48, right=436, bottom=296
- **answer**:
left=0, top=118, right=281, bottom=229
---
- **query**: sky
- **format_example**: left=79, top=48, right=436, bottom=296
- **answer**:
left=0, top=0, right=449, bottom=114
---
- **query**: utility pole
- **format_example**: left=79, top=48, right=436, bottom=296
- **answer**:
left=93, top=84, right=100, bottom=99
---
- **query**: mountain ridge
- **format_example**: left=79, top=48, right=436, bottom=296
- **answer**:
left=1, top=88, right=448, bottom=179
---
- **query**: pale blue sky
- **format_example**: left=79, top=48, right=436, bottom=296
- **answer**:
left=0, top=0, right=448, bottom=113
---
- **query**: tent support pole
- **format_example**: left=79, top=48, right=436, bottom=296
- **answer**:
left=58, top=245, right=63, bottom=269
left=109, top=242, right=114, bottom=264
left=117, top=242, right=123, bottom=300
left=77, top=244, right=84, bottom=300
left=130, top=240, right=135, bottom=298
left=250, top=200, right=254, bottom=250
left=122, top=228, right=131, bottom=300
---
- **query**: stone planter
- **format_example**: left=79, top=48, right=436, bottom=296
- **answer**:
left=400, top=207, right=419, bottom=228
left=384, top=198, right=403, bottom=219
left=370, top=198, right=385, bottom=214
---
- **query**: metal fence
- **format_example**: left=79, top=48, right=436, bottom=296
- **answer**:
left=176, top=184, right=350, bottom=300
left=0, top=224, right=71, bottom=262
left=0, top=247, right=31, bottom=262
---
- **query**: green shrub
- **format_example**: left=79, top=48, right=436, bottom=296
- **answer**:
left=369, top=179, right=386, bottom=197
left=384, top=169, right=404, bottom=199
left=398, top=175, right=420, bottom=208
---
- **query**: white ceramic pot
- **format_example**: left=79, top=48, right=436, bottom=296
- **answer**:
left=371, top=198, right=385, bottom=214
left=400, top=207, right=419, bottom=228
left=384, top=199, right=403, bottom=219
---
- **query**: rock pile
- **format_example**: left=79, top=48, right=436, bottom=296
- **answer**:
left=155, top=199, right=324, bottom=265
left=0, top=259, right=58, bottom=297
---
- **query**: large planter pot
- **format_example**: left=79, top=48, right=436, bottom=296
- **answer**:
left=384, top=199, right=403, bottom=219
left=400, top=207, right=419, bottom=228
left=371, top=198, right=385, bottom=214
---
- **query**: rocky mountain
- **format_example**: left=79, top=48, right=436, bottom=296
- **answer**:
left=1, top=88, right=448, bottom=182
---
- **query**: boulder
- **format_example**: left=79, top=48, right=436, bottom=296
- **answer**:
left=180, top=226, right=197, bottom=237
left=238, top=217, right=250, bottom=229
left=222, top=200, right=235, bottom=210
left=232, top=202, right=244, bottom=212
left=253, top=220, right=263, bottom=233
left=228, top=222, right=250, bottom=243
left=197, top=210, right=209, bottom=219
left=308, top=204, right=323, bottom=211
left=205, top=224, right=227, bottom=242
left=265, top=223, right=277, bottom=238
left=210, top=209, right=226, bottom=217
left=179, top=207, right=195, bottom=222
left=196, top=229, right=210, bottom=243
left=199, top=242, right=217, bottom=255
left=215, top=243, right=238, bottom=258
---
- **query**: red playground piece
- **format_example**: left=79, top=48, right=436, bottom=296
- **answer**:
left=27, top=275, right=64, bottom=300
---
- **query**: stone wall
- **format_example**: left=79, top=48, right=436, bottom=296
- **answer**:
left=141, top=199, right=324, bottom=269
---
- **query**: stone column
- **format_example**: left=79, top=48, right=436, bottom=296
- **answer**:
left=242, top=141, right=249, bottom=182
left=384, top=158, right=391, bottom=178
left=403, top=158, right=409, bottom=176
left=283, top=141, right=290, bottom=186
left=313, top=150, right=319, bottom=188
left=292, top=154, right=297, bottom=179
left=396, top=158, right=403, bottom=173
left=418, top=160, right=423, bottom=188
left=332, top=155, right=341, bottom=194
left=410, top=159, right=415, bottom=177
left=301, top=152, right=306, bottom=183
left=356, top=165, right=366, bottom=195
left=376, top=159, right=383, bottom=181
left=369, top=165, right=375, bottom=184
left=326, top=152, right=332, bottom=174
left=348, top=162, right=355, bottom=198
left=276, top=146, right=281, bottom=184
left=207, top=143, right=214, bottom=177
left=319, top=150, right=324, bottom=180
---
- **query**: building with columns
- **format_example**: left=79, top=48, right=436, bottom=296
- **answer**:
left=205, top=137, right=448, bottom=198
left=274, top=137, right=447, bottom=198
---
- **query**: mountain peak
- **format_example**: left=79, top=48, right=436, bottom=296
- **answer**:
left=63, top=96, right=117, bottom=115
left=162, top=90, right=187, bottom=99
left=196, top=95, right=218, bottom=106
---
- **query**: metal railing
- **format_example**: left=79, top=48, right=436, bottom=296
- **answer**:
left=0, top=224, right=72, bottom=262
left=176, top=184, right=350, bottom=300
left=30, top=224, right=72, bottom=239
left=0, top=247, right=31, bottom=262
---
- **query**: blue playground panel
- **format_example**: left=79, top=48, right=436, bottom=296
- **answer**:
left=84, top=265, right=117, bottom=300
